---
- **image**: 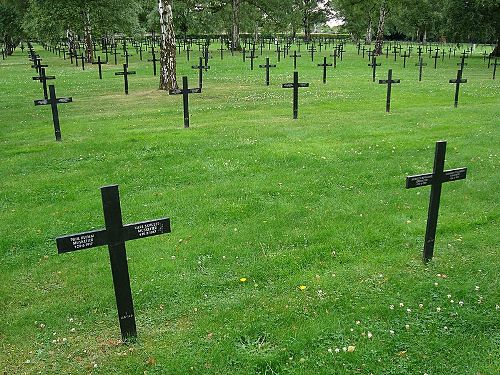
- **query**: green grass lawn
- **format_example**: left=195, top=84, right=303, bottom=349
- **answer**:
left=1, top=42, right=499, bottom=374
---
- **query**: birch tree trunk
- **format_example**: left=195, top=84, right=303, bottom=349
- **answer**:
left=373, top=2, right=387, bottom=55
left=158, top=0, right=178, bottom=90
left=67, top=29, right=76, bottom=57
left=303, top=0, right=311, bottom=41
left=83, top=10, right=93, bottom=63
left=231, top=0, right=241, bottom=51
left=365, top=19, right=373, bottom=44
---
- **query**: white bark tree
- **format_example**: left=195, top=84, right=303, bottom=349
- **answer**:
left=158, top=0, right=178, bottom=90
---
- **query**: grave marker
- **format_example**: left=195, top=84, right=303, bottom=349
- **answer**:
left=282, top=71, right=309, bottom=119
left=368, top=57, right=381, bottom=82
left=406, top=141, right=467, bottom=262
left=92, top=56, right=107, bottom=79
left=317, top=56, right=332, bottom=84
left=169, top=76, right=201, bottom=128
left=115, top=64, right=136, bottom=95
left=259, top=57, right=276, bottom=86
left=191, top=57, right=210, bottom=90
left=378, top=69, right=400, bottom=112
left=32, top=67, right=55, bottom=99
left=34, top=84, right=72, bottom=141
left=449, top=69, right=467, bottom=107
left=415, top=57, right=427, bottom=81
left=290, top=50, right=301, bottom=70
left=56, top=184, right=171, bottom=340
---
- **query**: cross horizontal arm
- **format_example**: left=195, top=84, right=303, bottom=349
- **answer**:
left=406, top=173, right=433, bottom=188
left=282, top=83, right=294, bottom=88
left=56, top=217, right=171, bottom=253
left=449, top=79, right=467, bottom=83
left=34, top=99, right=49, bottom=106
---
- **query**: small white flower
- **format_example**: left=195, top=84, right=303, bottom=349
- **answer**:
left=335, top=348, right=340, bottom=353
left=447, top=294, right=452, bottom=298
left=475, top=286, right=480, bottom=291
left=444, top=326, right=448, bottom=330
left=434, top=282, right=439, bottom=286
left=406, top=308, right=411, bottom=313
left=436, top=307, right=441, bottom=312
left=343, top=347, right=347, bottom=352
left=399, top=303, right=404, bottom=307
left=367, top=331, right=373, bottom=339
left=459, top=301, right=464, bottom=306
left=389, top=330, right=395, bottom=335
left=419, top=304, right=424, bottom=309
left=405, top=324, right=410, bottom=330
left=328, top=348, right=332, bottom=353
left=389, top=305, right=394, bottom=310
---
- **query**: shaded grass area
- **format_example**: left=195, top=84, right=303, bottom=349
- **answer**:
left=0, top=43, right=499, bottom=374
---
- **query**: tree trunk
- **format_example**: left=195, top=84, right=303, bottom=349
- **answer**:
left=67, top=29, right=76, bottom=56
left=423, top=29, right=427, bottom=44
left=492, top=31, right=500, bottom=57
left=365, top=19, right=373, bottom=44
left=373, top=2, right=387, bottom=55
left=231, top=0, right=241, bottom=51
left=83, top=11, right=94, bottom=63
left=303, top=0, right=311, bottom=42
left=158, top=0, right=178, bottom=90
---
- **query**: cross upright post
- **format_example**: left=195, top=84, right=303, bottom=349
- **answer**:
left=449, top=69, right=467, bottom=107
left=378, top=69, right=401, bottom=112
left=406, top=141, right=467, bottom=262
left=400, top=51, right=410, bottom=68
left=317, top=56, right=333, bottom=84
left=259, top=57, right=276, bottom=86
left=492, top=58, right=498, bottom=80
left=34, top=85, right=72, bottom=141
left=169, top=76, right=202, bottom=128
left=56, top=184, right=172, bottom=340
left=282, top=71, right=309, bottom=119
left=432, top=51, right=439, bottom=69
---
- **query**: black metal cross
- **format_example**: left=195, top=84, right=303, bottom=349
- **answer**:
left=378, top=69, right=400, bottom=112
left=449, top=69, right=467, bottom=107
left=415, top=57, right=427, bottom=82
left=406, top=141, right=467, bottom=262
left=330, top=49, right=338, bottom=68
left=317, top=56, right=333, bottom=84
left=400, top=51, right=410, bottom=68
left=122, top=50, right=133, bottom=66
left=148, top=48, right=159, bottom=76
left=218, top=45, right=225, bottom=60
left=248, top=50, right=258, bottom=70
left=432, top=51, right=440, bottom=69
left=308, top=45, right=317, bottom=61
left=56, top=184, right=171, bottom=340
left=92, top=56, right=107, bottom=79
left=457, top=55, right=468, bottom=71
left=34, top=84, right=72, bottom=141
left=169, top=76, right=201, bottom=128
left=32, top=67, right=55, bottom=99
left=290, top=50, right=301, bottom=69
left=74, top=54, right=86, bottom=70
left=115, top=64, right=136, bottom=95
left=259, top=57, right=276, bottom=86
left=492, top=58, right=498, bottom=80
left=368, top=57, right=381, bottom=82
left=282, top=71, right=309, bottom=119
left=191, top=57, right=210, bottom=90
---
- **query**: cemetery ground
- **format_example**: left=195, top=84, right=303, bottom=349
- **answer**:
left=0, top=43, right=499, bottom=374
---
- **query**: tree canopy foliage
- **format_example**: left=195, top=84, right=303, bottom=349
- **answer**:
left=1, top=0, right=499, bottom=55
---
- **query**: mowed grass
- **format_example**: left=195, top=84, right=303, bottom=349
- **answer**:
left=0, top=42, right=499, bottom=374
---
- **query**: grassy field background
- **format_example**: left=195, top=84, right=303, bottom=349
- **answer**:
left=1, top=42, right=499, bottom=374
